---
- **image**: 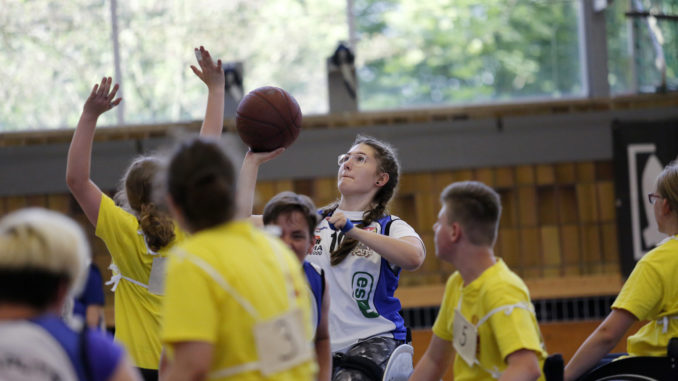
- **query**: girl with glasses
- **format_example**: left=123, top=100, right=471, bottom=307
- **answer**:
left=237, top=134, right=426, bottom=381
left=565, top=162, right=678, bottom=381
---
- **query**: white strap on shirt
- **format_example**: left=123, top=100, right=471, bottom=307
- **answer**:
left=657, top=315, right=678, bottom=334
left=171, top=235, right=302, bottom=378
left=456, top=291, right=537, bottom=379
left=104, top=230, right=160, bottom=292
left=105, top=263, right=148, bottom=292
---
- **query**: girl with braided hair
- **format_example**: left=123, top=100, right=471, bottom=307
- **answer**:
left=66, top=46, right=226, bottom=380
left=237, top=134, right=426, bottom=380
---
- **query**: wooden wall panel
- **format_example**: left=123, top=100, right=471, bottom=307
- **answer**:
left=555, top=163, right=576, bottom=184
left=536, top=164, right=555, bottom=185
left=576, top=184, right=599, bottom=223
left=558, top=186, right=579, bottom=224
left=0, top=157, right=624, bottom=321
left=474, top=167, right=495, bottom=187
left=495, top=167, right=515, bottom=188
left=576, top=162, right=596, bottom=182
left=518, top=187, right=538, bottom=227
left=541, top=226, right=562, bottom=277
left=516, top=165, right=535, bottom=185
left=561, top=224, right=582, bottom=276
left=6, top=196, right=27, bottom=212
left=538, top=187, right=558, bottom=225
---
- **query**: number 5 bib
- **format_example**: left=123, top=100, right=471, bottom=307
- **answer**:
left=452, top=290, right=536, bottom=379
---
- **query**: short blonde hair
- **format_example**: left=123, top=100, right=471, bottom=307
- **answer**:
left=0, top=208, right=90, bottom=296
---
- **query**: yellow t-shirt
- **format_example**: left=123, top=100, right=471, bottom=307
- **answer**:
left=161, top=221, right=316, bottom=381
left=612, top=236, right=678, bottom=357
left=95, top=194, right=185, bottom=369
left=432, top=259, right=547, bottom=381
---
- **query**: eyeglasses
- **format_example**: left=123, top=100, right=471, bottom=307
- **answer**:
left=648, top=193, right=663, bottom=204
left=337, top=153, right=368, bottom=167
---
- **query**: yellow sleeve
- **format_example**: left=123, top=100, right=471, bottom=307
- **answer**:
left=432, top=275, right=457, bottom=342
left=612, top=260, right=663, bottom=320
left=486, top=286, right=545, bottom=361
left=161, top=250, right=220, bottom=344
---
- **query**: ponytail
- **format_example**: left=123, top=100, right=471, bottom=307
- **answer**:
left=139, top=203, right=175, bottom=252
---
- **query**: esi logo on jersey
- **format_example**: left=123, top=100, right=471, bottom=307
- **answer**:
left=363, top=226, right=377, bottom=233
left=352, top=272, right=379, bottom=318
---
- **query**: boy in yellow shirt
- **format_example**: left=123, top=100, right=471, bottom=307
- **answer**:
left=410, top=181, right=546, bottom=381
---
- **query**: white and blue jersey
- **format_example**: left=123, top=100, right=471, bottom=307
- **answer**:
left=303, top=260, right=325, bottom=332
left=0, top=314, right=123, bottom=381
left=307, top=209, right=424, bottom=352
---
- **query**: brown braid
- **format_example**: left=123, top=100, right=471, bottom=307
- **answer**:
left=115, top=157, right=175, bottom=251
left=324, top=135, right=400, bottom=266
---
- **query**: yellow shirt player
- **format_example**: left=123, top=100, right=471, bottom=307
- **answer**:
left=565, top=162, right=678, bottom=380
left=432, top=260, right=546, bottom=380
left=96, top=194, right=185, bottom=369
left=160, top=137, right=316, bottom=381
left=66, top=48, right=232, bottom=376
left=612, top=237, right=678, bottom=356
left=411, top=181, right=545, bottom=381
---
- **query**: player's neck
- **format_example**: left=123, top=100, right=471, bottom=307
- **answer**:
left=455, top=246, right=497, bottom=287
left=0, top=304, right=42, bottom=320
left=662, top=219, right=678, bottom=237
left=338, top=193, right=374, bottom=212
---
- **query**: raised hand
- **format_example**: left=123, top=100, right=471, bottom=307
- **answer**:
left=191, top=46, right=224, bottom=92
left=244, top=147, right=286, bottom=166
left=83, top=77, right=122, bottom=117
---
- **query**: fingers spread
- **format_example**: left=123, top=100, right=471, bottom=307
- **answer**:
left=107, top=84, right=120, bottom=102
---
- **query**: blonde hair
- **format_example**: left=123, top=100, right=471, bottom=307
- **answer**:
left=0, top=208, right=90, bottom=297
left=657, top=161, right=678, bottom=215
left=114, top=156, right=176, bottom=251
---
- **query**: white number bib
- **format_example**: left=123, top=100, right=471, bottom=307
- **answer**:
left=253, top=308, right=312, bottom=375
left=453, top=309, right=478, bottom=367
left=148, top=257, right=167, bottom=295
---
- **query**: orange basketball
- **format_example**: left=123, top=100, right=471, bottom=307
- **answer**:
left=235, top=86, right=302, bottom=152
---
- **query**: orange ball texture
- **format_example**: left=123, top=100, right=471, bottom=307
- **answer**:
left=235, top=86, right=302, bottom=152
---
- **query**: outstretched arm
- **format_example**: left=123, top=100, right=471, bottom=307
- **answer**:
left=192, top=46, right=225, bottom=138
left=66, top=77, right=122, bottom=226
left=564, top=308, right=637, bottom=381
left=235, top=148, right=285, bottom=224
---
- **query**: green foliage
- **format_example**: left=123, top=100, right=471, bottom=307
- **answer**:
left=355, top=0, right=583, bottom=110
left=0, top=0, right=346, bottom=130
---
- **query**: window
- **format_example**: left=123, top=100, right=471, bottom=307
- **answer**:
left=0, top=0, right=347, bottom=130
left=607, top=0, right=678, bottom=94
left=354, top=0, right=584, bottom=110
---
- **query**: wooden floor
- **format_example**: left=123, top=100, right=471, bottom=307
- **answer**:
left=411, top=320, right=644, bottom=380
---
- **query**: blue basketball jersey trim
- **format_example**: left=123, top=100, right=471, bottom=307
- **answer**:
left=304, top=260, right=324, bottom=327
left=372, top=215, right=407, bottom=341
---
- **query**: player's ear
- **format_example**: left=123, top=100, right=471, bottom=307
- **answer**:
left=375, top=172, right=389, bottom=187
left=450, top=222, right=462, bottom=243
